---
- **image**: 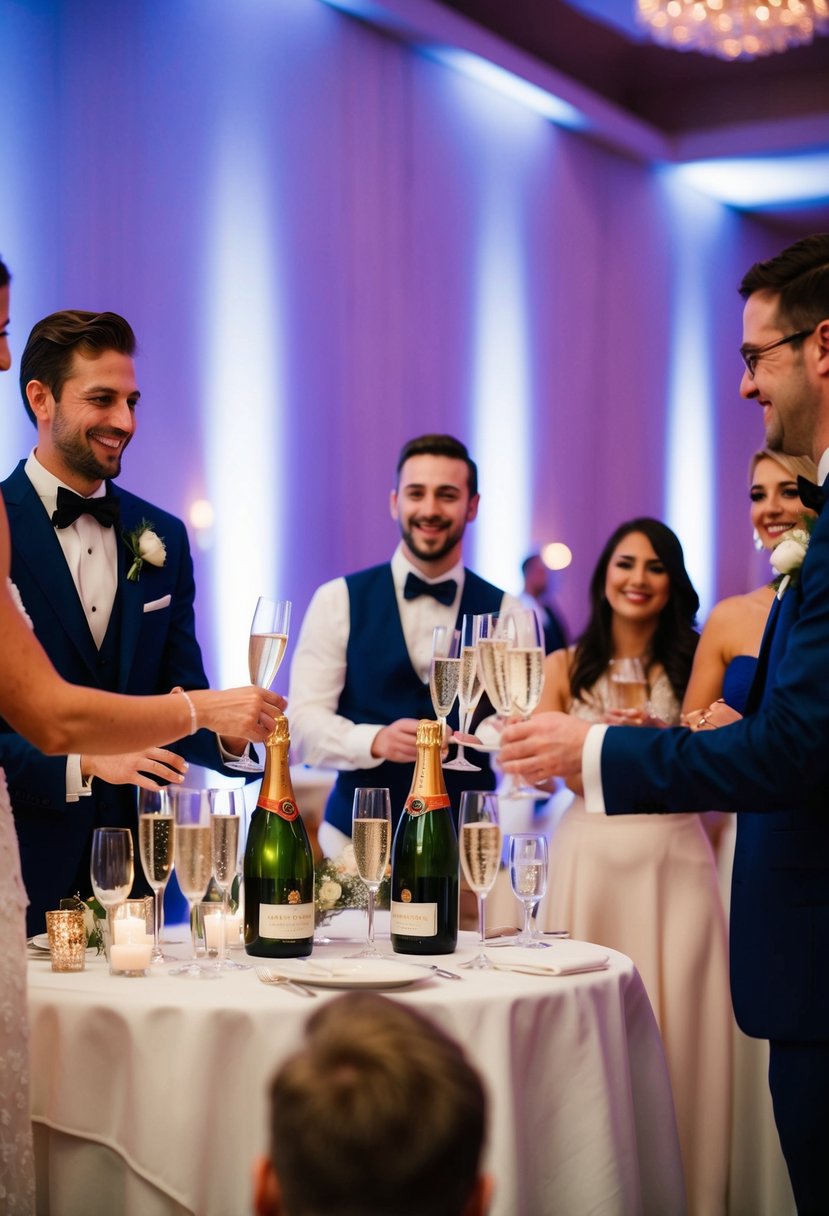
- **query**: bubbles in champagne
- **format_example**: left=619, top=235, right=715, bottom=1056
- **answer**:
left=429, top=657, right=460, bottom=718
left=461, top=822, right=502, bottom=892
left=211, top=814, right=240, bottom=888
left=138, top=813, right=175, bottom=889
left=507, top=647, right=544, bottom=716
left=176, top=824, right=212, bottom=902
left=248, top=632, right=288, bottom=688
left=477, top=639, right=510, bottom=713
left=353, top=818, right=390, bottom=885
left=459, top=647, right=483, bottom=709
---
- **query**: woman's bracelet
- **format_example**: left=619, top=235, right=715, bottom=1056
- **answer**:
left=177, top=688, right=199, bottom=735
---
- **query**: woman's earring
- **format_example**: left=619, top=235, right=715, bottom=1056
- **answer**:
left=753, top=527, right=764, bottom=552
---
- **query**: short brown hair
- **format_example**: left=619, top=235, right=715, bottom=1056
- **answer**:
left=268, top=992, right=487, bottom=1216
left=396, top=434, right=478, bottom=498
left=19, top=310, right=136, bottom=425
left=739, top=233, right=829, bottom=338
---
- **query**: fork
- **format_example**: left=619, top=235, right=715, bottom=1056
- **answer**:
left=255, top=966, right=317, bottom=998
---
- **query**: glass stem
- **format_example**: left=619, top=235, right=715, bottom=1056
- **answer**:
left=153, top=888, right=163, bottom=957
left=523, top=900, right=533, bottom=940
left=477, top=891, right=487, bottom=946
left=219, top=888, right=229, bottom=965
left=366, top=886, right=376, bottom=945
left=189, top=901, right=198, bottom=962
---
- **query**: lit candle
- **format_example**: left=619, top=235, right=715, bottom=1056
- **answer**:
left=203, top=911, right=224, bottom=951
left=110, top=942, right=152, bottom=973
left=113, top=916, right=148, bottom=945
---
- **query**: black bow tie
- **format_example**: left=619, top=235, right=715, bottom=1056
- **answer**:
left=797, top=475, right=826, bottom=516
left=403, top=571, right=458, bottom=606
left=52, top=486, right=121, bottom=530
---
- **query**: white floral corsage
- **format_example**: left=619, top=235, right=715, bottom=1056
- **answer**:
left=123, top=520, right=166, bottom=582
left=769, top=519, right=813, bottom=600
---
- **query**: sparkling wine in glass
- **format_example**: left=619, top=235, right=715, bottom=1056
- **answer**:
left=459, top=791, right=502, bottom=968
left=90, top=827, right=135, bottom=959
left=509, top=832, right=549, bottom=947
left=608, top=656, right=649, bottom=712
left=226, top=597, right=291, bottom=774
left=444, top=614, right=483, bottom=773
left=168, top=788, right=218, bottom=978
left=350, top=787, right=392, bottom=959
left=504, top=609, right=546, bottom=798
left=429, top=626, right=461, bottom=748
left=207, top=788, right=249, bottom=971
left=137, top=789, right=175, bottom=963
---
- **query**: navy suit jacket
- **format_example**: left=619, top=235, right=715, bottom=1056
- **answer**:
left=1, top=461, right=230, bottom=935
left=600, top=497, right=829, bottom=1041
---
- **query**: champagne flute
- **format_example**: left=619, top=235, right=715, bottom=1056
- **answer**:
left=444, top=614, right=483, bottom=772
left=429, top=626, right=461, bottom=747
left=459, top=791, right=502, bottom=968
left=504, top=609, right=546, bottom=798
left=226, top=597, right=291, bottom=773
left=350, top=788, right=392, bottom=959
left=90, top=827, right=134, bottom=960
left=207, top=788, right=249, bottom=971
left=137, top=789, right=176, bottom=963
left=167, top=788, right=218, bottom=978
left=608, top=656, right=650, bottom=712
left=509, top=832, right=548, bottom=947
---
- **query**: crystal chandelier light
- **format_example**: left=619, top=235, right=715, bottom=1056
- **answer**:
left=636, top=0, right=829, bottom=60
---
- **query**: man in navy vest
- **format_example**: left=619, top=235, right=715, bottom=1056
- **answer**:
left=289, top=434, right=520, bottom=854
left=499, top=233, right=829, bottom=1215
left=1, top=310, right=258, bottom=935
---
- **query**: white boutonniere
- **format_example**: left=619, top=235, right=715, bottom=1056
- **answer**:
left=123, top=520, right=166, bottom=582
left=769, top=518, right=814, bottom=600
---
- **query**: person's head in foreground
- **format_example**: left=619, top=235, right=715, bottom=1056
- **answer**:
left=253, top=991, right=492, bottom=1216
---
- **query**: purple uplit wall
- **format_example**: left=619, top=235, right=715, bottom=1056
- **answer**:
left=0, top=0, right=803, bottom=682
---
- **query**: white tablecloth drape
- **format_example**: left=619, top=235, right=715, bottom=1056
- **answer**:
left=28, top=914, right=685, bottom=1216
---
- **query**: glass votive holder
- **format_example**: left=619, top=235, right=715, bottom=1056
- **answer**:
left=108, top=899, right=154, bottom=974
left=45, top=909, right=87, bottom=972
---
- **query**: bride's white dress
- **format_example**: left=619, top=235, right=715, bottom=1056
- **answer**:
left=0, top=580, right=36, bottom=1213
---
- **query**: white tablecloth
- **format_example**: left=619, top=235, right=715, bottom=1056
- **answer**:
left=28, top=913, right=685, bottom=1216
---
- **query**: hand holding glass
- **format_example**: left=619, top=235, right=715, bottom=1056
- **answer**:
left=226, top=597, right=291, bottom=773
left=459, top=791, right=502, bottom=968
left=504, top=610, right=546, bottom=797
left=509, top=833, right=549, bottom=947
left=350, top=788, right=392, bottom=958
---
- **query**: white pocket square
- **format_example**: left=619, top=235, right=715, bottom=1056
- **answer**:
left=143, top=594, right=171, bottom=614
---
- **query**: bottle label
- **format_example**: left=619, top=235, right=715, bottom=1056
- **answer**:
left=405, top=794, right=451, bottom=818
left=391, top=900, right=438, bottom=936
left=259, top=902, right=314, bottom=939
left=259, top=795, right=300, bottom=822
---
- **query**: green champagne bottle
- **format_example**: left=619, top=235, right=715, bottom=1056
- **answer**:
left=390, top=719, right=459, bottom=955
left=243, top=715, right=314, bottom=958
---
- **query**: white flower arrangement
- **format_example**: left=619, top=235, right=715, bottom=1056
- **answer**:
left=123, top=520, right=167, bottom=582
left=769, top=520, right=813, bottom=600
left=314, top=844, right=390, bottom=924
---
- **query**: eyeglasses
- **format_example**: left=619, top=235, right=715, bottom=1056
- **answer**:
left=740, top=328, right=814, bottom=379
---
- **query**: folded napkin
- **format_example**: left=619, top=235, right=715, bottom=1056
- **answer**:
left=492, top=951, right=609, bottom=977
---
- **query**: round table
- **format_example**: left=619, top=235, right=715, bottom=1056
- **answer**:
left=28, top=912, right=685, bottom=1216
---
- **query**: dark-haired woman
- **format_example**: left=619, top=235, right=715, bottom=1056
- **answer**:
left=535, top=518, right=730, bottom=1216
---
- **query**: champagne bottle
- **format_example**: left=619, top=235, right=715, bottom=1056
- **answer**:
left=390, top=719, right=459, bottom=955
left=243, top=715, right=314, bottom=958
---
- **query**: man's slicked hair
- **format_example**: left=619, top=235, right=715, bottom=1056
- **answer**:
left=19, top=310, right=136, bottom=425
left=396, top=434, right=478, bottom=498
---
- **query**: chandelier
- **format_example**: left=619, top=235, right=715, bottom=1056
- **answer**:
left=636, top=0, right=829, bottom=60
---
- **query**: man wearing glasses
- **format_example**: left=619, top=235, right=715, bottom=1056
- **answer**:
left=499, top=233, right=829, bottom=1214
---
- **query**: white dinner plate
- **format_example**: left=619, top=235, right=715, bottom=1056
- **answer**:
left=30, top=933, right=96, bottom=953
left=278, top=959, right=430, bottom=990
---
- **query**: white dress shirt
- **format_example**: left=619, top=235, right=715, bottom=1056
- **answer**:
left=582, top=445, right=829, bottom=813
left=288, top=543, right=520, bottom=771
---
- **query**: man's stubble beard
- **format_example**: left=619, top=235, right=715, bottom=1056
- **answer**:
left=52, top=410, right=128, bottom=483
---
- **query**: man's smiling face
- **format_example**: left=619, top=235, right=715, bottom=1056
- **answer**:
left=35, top=348, right=140, bottom=492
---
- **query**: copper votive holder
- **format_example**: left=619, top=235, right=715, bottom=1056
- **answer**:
left=45, top=909, right=87, bottom=972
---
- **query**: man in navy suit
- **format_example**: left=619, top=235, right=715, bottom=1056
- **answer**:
left=500, top=233, right=829, bottom=1213
left=1, top=310, right=252, bottom=935
left=288, top=434, right=520, bottom=853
